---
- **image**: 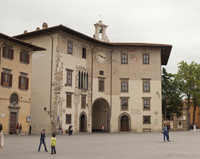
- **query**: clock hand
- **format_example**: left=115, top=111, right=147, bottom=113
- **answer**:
left=99, top=54, right=106, bottom=59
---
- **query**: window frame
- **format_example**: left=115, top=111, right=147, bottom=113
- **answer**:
left=143, top=115, right=151, bottom=124
left=2, top=45, right=14, bottom=60
left=66, top=114, right=72, bottom=124
left=98, top=78, right=105, bottom=92
left=82, top=47, right=86, bottom=59
left=143, top=53, right=150, bottom=64
left=120, top=97, right=129, bottom=111
left=1, top=69, right=12, bottom=87
left=81, top=94, right=87, bottom=109
left=121, top=80, right=128, bottom=93
left=121, top=53, right=128, bottom=64
left=142, top=79, right=151, bottom=93
left=20, top=50, right=30, bottom=64
left=66, top=69, right=73, bottom=86
left=143, top=97, right=151, bottom=111
left=66, top=92, right=72, bottom=108
left=67, top=41, right=73, bottom=54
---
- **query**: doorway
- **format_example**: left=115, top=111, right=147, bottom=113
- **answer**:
left=80, top=112, right=87, bottom=132
left=92, top=98, right=110, bottom=132
left=10, top=112, right=17, bottom=134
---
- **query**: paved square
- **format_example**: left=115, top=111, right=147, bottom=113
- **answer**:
left=1, top=131, right=200, bottom=159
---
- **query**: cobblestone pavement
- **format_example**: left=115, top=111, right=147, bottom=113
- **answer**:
left=1, top=131, right=200, bottom=159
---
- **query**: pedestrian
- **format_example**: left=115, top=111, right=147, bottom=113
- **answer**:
left=0, top=123, right=4, bottom=149
left=38, top=129, right=48, bottom=152
left=162, top=123, right=169, bottom=142
left=16, top=123, right=19, bottom=135
left=101, top=124, right=104, bottom=132
left=166, top=123, right=170, bottom=141
left=59, top=125, right=61, bottom=135
left=19, top=124, right=22, bottom=135
left=68, top=125, right=73, bottom=136
left=51, top=133, right=56, bottom=154
left=29, top=125, right=32, bottom=135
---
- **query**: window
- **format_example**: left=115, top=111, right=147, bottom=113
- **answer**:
left=66, top=93, right=72, bottom=108
left=99, top=70, right=104, bottom=75
left=143, top=54, right=149, bottom=64
left=19, top=72, right=29, bottom=90
left=143, top=116, right=151, bottom=124
left=143, top=79, right=150, bottom=92
left=121, top=54, right=128, bottom=64
left=20, top=50, right=29, bottom=64
left=66, top=114, right=72, bottom=124
left=81, top=95, right=86, bottom=109
left=143, top=98, right=151, bottom=110
left=121, top=80, right=128, bottom=92
left=82, top=47, right=86, bottom=59
left=2, top=45, right=14, bottom=60
left=67, top=41, right=73, bottom=54
left=99, top=79, right=104, bottom=92
left=78, top=71, right=88, bottom=90
left=1, top=68, right=12, bottom=87
left=121, top=98, right=129, bottom=110
left=66, top=69, right=73, bottom=86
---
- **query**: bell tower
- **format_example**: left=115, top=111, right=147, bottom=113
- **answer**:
left=93, top=21, right=109, bottom=42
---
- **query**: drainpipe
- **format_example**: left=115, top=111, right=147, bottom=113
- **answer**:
left=47, top=34, right=54, bottom=126
left=110, top=50, right=113, bottom=132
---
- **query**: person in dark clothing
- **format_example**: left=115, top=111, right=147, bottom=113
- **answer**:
left=68, top=126, right=73, bottom=136
left=29, top=125, right=32, bottom=135
left=38, top=129, right=48, bottom=152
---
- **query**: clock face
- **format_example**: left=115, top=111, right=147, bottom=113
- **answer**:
left=97, top=52, right=106, bottom=63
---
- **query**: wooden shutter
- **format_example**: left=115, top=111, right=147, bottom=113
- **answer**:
left=1, top=72, right=4, bottom=85
left=26, top=78, right=29, bottom=90
left=18, top=76, right=21, bottom=89
left=9, top=74, right=12, bottom=87
left=20, top=52, right=22, bottom=62
left=10, top=49, right=14, bottom=59
left=2, top=47, right=6, bottom=57
left=26, top=54, right=30, bottom=64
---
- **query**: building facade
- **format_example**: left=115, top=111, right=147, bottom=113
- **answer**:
left=0, top=33, right=45, bottom=134
left=14, top=22, right=172, bottom=134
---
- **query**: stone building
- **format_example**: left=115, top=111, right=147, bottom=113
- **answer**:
left=14, top=21, right=172, bottom=134
left=0, top=32, right=45, bottom=134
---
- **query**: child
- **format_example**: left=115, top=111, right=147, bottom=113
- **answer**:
left=38, top=129, right=48, bottom=152
left=51, top=133, right=56, bottom=154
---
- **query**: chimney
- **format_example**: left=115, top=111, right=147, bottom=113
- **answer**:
left=36, top=27, right=40, bottom=31
left=24, top=30, right=28, bottom=34
left=42, top=22, right=48, bottom=29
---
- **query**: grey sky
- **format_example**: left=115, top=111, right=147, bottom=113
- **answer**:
left=1, top=0, right=200, bottom=73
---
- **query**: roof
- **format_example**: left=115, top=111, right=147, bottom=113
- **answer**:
left=0, top=32, right=46, bottom=51
left=13, top=24, right=172, bottom=65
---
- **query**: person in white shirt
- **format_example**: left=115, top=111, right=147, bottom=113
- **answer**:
left=0, top=123, right=4, bottom=149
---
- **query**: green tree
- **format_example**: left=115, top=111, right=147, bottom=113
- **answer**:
left=162, top=68, right=183, bottom=120
left=176, top=61, right=200, bottom=125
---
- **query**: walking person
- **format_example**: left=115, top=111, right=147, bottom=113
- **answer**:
left=16, top=123, right=19, bottom=135
left=19, top=124, right=22, bottom=135
left=29, top=125, right=32, bottom=135
left=51, top=133, right=56, bottom=154
left=38, top=129, right=48, bottom=152
left=162, top=123, right=169, bottom=142
left=0, top=123, right=4, bottom=149
left=68, top=125, right=73, bottom=136
left=101, top=124, right=104, bottom=132
left=166, top=123, right=170, bottom=141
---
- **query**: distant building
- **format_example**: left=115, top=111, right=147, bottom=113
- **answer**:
left=14, top=21, right=172, bottom=134
left=0, top=33, right=45, bottom=134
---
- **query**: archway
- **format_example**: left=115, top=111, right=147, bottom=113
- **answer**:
left=79, top=112, right=87, bottom=132
left=92, top=98, right=110, bottom=132
left=119, top=113, right=131, bottom=132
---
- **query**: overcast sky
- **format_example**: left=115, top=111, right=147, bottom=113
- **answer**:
left=1, top=0, right=200, bottom=73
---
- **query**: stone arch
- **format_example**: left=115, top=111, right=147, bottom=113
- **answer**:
left=118, top=113, right=131, bottom=132
left=10, top=92, right=19, bottom=104
left=92, top=98, right=110, bottom=132
left=79, top=111, right=87, bottom=132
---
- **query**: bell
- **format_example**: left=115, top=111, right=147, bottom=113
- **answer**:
left=99, top=28, right=103, bottom=33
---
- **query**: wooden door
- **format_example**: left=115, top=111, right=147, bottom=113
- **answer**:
left=121, top=115, right=129, bottom=131
left=80, top=115, right=85, bottom=132
left=10, top=112, right=17, bottom=134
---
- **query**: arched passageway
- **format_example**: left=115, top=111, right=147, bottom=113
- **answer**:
left=79, top=112, right=87, bottom=132
left=92, top=98, right=110, bottom=132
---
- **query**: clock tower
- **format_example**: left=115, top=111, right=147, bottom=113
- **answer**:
left=93, top=21, right=109, bottom=42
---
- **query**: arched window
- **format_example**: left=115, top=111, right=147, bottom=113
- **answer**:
left=78, top=70, right=88, bottom=90
left=10, top=93, right=18, bottom=104
left=78, top=71, right=81, bottom=88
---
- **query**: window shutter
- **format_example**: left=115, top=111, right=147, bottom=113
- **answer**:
left=10, top=49, right=14, bottom=59
left=20, top=52, right=22, bottom=62
left=9, top=74, right=12, bottom=87
left=26, top=54, right=30, bottom=64
left=26, top=78, right=29, bottom=90
left=1, top=72, right=4, bottom=85
left=18, top=76, right=21, bottom=89
left=2, top=47, right=6, bottom=57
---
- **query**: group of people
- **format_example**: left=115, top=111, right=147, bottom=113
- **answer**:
left=162, top=122, right=170, bottom=142
left=16, top=123, right=22, bottom=135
